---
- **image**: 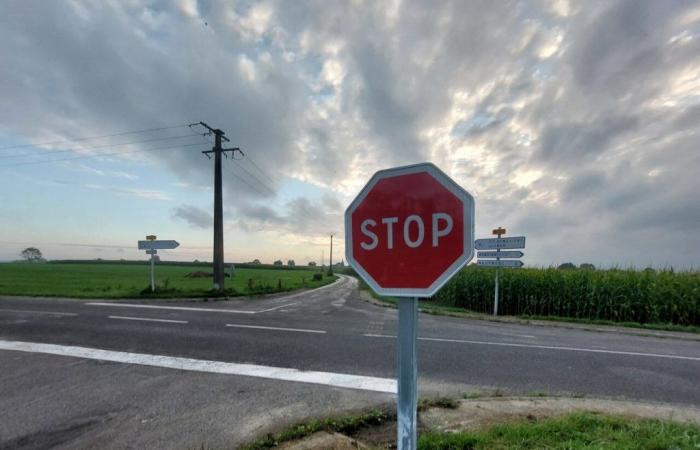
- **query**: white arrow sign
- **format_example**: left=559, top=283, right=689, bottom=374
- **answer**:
left=474, top=236, right=525, bottom=250
left=477, top=251, right=524, bottom=259
left=138, top=240, right=180, bottom=250
left=478, top=259, right=524, bottom=268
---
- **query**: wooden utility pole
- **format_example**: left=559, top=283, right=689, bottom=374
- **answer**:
left=196, top=122, right=241, bottom=293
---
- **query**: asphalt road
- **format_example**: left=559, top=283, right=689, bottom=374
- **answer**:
left=1, top=275, right=699, bottom=449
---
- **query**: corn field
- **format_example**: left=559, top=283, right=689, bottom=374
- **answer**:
left=430, top=266, right=700, bottom=326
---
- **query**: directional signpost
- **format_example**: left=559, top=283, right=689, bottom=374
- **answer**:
left=475, top=228, right=525, bottom=316
left=137, top=236, right=180, bottom=292
left=346, top=163, right=474, bottom=450
left=477, top=251, right=524, bottom=259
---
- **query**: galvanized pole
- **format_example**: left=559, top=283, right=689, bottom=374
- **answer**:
left=494, top=266, right=500, bottom=316
left=397, top=297, right=418, bottom=450
left=150, top=253, right=155, bottom=292
left=494, top=248, right=500, bottom=316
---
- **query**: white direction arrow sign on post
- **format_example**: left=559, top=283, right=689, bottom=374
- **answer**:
left=138, top=240, right=180, bottom=250
left=474, top=236, right=525, bottom=250
left=478, top=259, right=524, bottom=268
left=477, top=250, right=524, bottom=259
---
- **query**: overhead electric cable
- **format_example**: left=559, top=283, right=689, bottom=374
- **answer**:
left=233, top=159, right=276, bottom=195
left=0, top=142, right=203, bottom=169
left=0, top=133, right=202, bottom=160
left=0, top=124, right=191, bottom=151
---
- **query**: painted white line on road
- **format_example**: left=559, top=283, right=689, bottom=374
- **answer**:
left=256, top=302, right=300, bottom=313
left=108, top=316, right=188, bottom=324
left=363, top=334, right=700, bottom=362
left=226, top=323, right=325, bottom=334
left=0, top=309, right=77, bottom=317
left=272, top=275, right=347, bottom=301
left=0, top=340, right=396, bottom=394
left=87, top=302, right=255, bottom=314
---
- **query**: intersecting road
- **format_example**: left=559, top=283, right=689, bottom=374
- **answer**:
left=1, top=275, right=699, bottom=449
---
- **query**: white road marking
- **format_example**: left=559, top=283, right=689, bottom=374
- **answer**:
left=0, top=309, right=77, bottom=317
left=0, top=340, right=396, bottom=394
left=108, top=316, right=188, bottom=324
left=87, top=302, right=255, bottom=314
left=226, top=323, right=325, bottom=334
left=363, top=334, right=700, bottom=362
left=256, top=302, right=300, bottom=313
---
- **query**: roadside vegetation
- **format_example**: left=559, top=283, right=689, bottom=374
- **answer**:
left=341, top=265, right=700, bottom=331
left=0, top=262, right=336, bottom=298
left=418, top=412, right=700, bottom=449
left=240, top=401, right=700, bottom=449
left=432, top=266, right=699, bottom=328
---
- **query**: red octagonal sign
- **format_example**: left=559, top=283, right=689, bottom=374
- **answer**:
left=345, top=163, right=475, bottom=297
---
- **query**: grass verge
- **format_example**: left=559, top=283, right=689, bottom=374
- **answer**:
left=418, top=411, right=700, bottom=449
left=241, top=409, right=392, bottom=450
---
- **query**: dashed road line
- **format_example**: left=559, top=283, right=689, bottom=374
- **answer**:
left=226, top=323, right=325, bottom=334
left=108, top=315, right=188, bottom=324
left=363, top=334, right=700, bottom=362
left=87, top=302, right=255, bottom=314
left=0, top=309, right=77, bottom=317
left=0, top=340, right=396, bottom=394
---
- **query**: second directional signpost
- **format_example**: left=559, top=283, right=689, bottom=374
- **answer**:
left=475, top=227, right=525, bottom=316
left=137, top=236, right=180, bottom=292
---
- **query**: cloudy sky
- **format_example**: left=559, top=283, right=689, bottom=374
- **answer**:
left=0, top=0, right=698, bottom=268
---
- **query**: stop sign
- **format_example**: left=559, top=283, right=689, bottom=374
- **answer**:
left=345, top=163, right=475, bottom=297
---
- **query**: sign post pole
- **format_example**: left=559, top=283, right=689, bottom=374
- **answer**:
left=491, top=227, right=506, bottom=316
left=494, top=264, right=500, bottom=316
left=398, top=297, right=418, bottom=450
left=150, top=253, right=155, bottom=292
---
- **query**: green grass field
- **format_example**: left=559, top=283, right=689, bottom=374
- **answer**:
left=0, top=262, right=336, bottom=298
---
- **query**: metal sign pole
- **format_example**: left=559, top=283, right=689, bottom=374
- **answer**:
left=397, top=297, right=418, bottom=450
left=494, top=266, right=500, bottom=316
left=150, top=253, right=155, bottom=292
left=494, top=248, right=500, bottom=316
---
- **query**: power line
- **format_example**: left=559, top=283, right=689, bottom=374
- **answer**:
left=0, top=123, right=191, bottom=151
left=233, top=159, right=276, bottom=195
left=226, top=162, right=272, bottom=197
left=0, top=133, right=203, bottom=160
left=243, top=154, right=275, bottom=185
left=0, top=142, right=203, bottom=169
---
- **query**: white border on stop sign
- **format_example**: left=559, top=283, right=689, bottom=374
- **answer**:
left=344, top=162, right=475, bottom=297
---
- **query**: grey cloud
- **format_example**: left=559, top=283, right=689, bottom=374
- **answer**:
left=173, top=205, right=212, bottom=229
left=1, top=0, right=699, bottom=267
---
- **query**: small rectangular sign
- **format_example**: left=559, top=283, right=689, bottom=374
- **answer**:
left=145, top=249, right=157, bottom=255
left=477, top=251, right=524, bottom=259
left=138, top=240, right=180, bottom=250
left=477, top=259, right=524, bottom=268
left=474, top=236, right=525, bottom=250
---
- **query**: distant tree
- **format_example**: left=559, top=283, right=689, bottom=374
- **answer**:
left=193, top=259, right=199, bottom=263
left=273, top=259, right=283, bottom=266
left=579, top=263, right=595, bottom=270
left=557, top=262, right=577, bottom=270
left=287, top=259, right=295, bottom=266
left=250, top=259, right=262, bottom=265
left=20, top=247, right=43, bottom=262
left=308, top=261, right=317, bottom=267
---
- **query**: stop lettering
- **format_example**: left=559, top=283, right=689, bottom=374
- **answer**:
left=345, top=163, right=475, bottom=297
